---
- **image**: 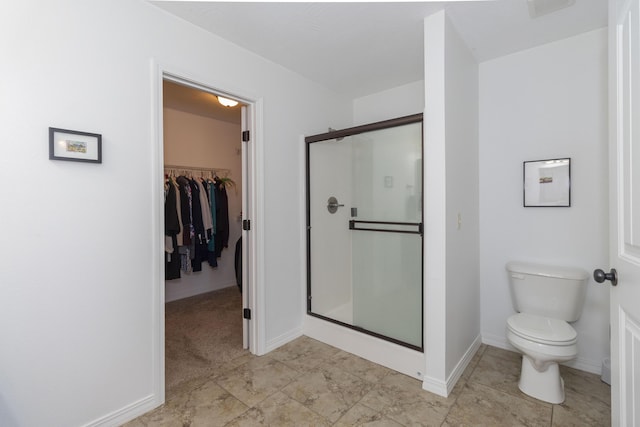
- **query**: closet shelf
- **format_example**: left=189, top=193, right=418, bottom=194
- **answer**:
left=164, top=164, right=231, bottom=178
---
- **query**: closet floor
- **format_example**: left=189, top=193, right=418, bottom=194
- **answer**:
left=127, top=289, right=610, bottom=426
left=164, top=286, right=246, bottom=396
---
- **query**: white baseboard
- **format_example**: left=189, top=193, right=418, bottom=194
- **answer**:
left=480, top=332, right=602, bottom=375
left=421, top=375, right=448, bottom=396
left=564, top=355, right=602, bottom=375
left=422, top=334, right=482, bottom=397
left=446, top=335, right=482, bottom=394
left=480, top=331, right=515, bottom=351
left=83, top=394, right=159, bottom=427
left=265, top=326, right=303, bottom=353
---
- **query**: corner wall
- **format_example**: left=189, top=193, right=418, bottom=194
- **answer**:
left=443, top=12, right=481, bottom=383
left=479, top=28, right=609, bottom=373
left=423, top=10, right=480, bottom=396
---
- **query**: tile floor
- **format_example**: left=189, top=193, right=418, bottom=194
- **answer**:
left=126, top=288, right=611, bottom=426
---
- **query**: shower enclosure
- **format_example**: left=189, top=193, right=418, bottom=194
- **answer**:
left=306, top=114, right=423, bottom=350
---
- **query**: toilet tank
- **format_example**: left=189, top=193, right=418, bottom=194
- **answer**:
left=506, top=261, right=589, bottom=322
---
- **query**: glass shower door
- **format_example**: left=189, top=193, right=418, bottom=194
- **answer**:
left=350, top=123, right=422, bottom=348
left=307, top=115, right=423, bottom=350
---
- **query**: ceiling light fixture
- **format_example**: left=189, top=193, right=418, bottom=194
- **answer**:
left=217, top=96, right=239, bottom=107
left=527, top=0, right=576, bottom=18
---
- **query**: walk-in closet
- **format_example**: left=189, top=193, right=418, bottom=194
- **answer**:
left=162, top=80, right=246, bottom=393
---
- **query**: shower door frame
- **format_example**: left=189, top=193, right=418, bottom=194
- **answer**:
left=305, top=113, right=424, bottom=352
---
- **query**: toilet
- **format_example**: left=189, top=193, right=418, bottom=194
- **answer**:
left=505, top=261, right=589, bottom=404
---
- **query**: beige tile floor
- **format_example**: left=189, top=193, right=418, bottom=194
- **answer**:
left=126, top=287, right=611, bottom=426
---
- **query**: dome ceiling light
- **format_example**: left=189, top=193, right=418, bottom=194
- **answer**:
left=217, top=96, right=239, bottom=107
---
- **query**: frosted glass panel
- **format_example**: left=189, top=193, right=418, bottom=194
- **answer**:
left=352, top=232, right=422, bottom=347
left=352, top=124, right=422, bottom=223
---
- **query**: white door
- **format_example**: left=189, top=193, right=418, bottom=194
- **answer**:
left=609, top=0, right=640, bottom=424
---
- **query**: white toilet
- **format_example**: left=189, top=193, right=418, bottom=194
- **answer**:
left=505, top=261, right=589, bottom=404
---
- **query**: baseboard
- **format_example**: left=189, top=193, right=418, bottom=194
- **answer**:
left=264, top=326, right=303, bottom=353
left=422, top=335, right=482, bottom=397
left=564, top=356, right=602, bottom=375
left=445, top=335, right=483, bottom=395
left=83, top=394, right=159, bottom=427
left=421, top=375, right=448, bottom=397
left=480, top=332, right=602, bottom=375
left=480, top=331, right=514, bottom=351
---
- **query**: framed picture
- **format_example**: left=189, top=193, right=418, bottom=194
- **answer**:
left=49, top=127, right=102, bottom=163
left=523, top=158, right=571, bottom=207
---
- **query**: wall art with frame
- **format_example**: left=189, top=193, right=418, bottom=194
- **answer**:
left=523, top=158, right=571, bottom=207
left=49, top=127, right=102, bottom=163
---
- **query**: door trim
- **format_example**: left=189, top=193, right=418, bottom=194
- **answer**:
left=150, top=59, right=265, bottom=406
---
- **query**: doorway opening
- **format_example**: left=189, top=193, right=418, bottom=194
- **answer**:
left=159, top=74, right=258, bottom=395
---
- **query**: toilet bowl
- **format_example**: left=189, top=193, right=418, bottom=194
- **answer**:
left=507, top=313, right=578, bottom=403
left=505, top=261, right=588, bottom=404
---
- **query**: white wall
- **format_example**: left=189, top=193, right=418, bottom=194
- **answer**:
left=0, top=1, right=352, bottom=426
left=163, top=107, right=243, bottom=302
left=479, top=28, right=609, bottom=373
left=443, top=13, right=481, bottom=381
left=353, top=80, right=425, bottom=125
left=423, top=10, right=480, bottom=396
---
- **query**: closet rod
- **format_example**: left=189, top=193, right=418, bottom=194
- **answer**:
left=164, top=164, right=231, bottom=176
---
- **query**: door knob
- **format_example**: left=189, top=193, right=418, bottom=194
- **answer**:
left=327, top=196, right=345, bottom=214
left=593, top=268, right=618, bottom=286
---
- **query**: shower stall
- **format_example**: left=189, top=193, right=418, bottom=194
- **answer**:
left=306, top=114, right=423, bottom=351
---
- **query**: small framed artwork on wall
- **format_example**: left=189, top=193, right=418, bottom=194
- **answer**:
left=49, top=127, right=102, bottom=163
left=523, top=158, right=571, bottom=207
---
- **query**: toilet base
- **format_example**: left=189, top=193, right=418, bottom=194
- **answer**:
left=518, top=355, right=565, bottom=404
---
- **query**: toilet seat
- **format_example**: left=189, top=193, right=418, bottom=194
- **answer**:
left=507, top=313, right=577, bottom=345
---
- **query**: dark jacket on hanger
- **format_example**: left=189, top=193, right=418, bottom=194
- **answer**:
left=188, top=178, right=208, bottom=272
left=176, top=176, right=193, bottom=246
left=164, top=179, right=181, bottom=280
left=214, top=179, right=230, bottom=258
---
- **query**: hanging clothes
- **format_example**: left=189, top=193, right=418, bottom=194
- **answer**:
left=176, top=176, right=194, bottom=246
left=197, top=179, right=213, bottom=234
left=164, top=168, right=233, bottom=279
left=207, top=179, right=218, bottom=267
left=214, top=178, right=230, bottom=258
left=172, top=179, right=184, bottom=246
left=165, top=177, right=181, bottom=280
left=188, top=178, right=205, bottom=272
left=235, top=236, right=242, bottom=293
left=195, top=178, right=213, bottom=266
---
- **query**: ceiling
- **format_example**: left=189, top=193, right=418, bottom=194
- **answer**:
left=163, top=80, right=242, bottom=124
left=151, top=0, right=607, bottom=99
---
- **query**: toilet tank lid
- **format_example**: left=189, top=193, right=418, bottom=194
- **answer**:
left=506, top=261, right=589, bottom=280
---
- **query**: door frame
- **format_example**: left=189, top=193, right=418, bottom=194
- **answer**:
left=305, top=113, right=424, bottom=351
left=150, top=61, right=265, bottom=403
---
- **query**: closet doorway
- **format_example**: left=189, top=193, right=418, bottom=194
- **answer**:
left=161, top=76, right=256, bottom=393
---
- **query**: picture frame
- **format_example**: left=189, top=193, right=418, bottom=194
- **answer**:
left=523, top=158, right=571, bottom=207
left=49, top=127, right=102, bottom=163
